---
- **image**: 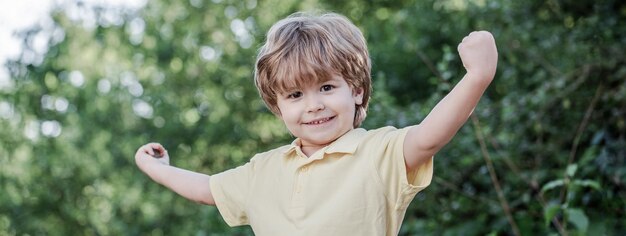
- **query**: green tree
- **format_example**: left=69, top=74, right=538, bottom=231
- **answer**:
left=1, top=0, right=624, bottom=235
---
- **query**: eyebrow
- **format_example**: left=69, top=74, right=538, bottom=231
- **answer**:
left=277, top=75, right=332, bottom=91
left=326, top=76, right=342, bottom=82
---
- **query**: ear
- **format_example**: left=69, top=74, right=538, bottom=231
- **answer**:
left=352, top=87, right=364, bottom=105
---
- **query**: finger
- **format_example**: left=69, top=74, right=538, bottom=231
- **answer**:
left=139, top=145, right=152, bottom=156
left=149, top=143, right=164, bottom=151
left=141, top=144, right=158, bottom=156
left=145, top=143, right=159, bottom=154
left=137, top=148, right=154, bottom=159
left=152, top=148, right=164, bottom=158
left=148, top=143, right=167, bottom=158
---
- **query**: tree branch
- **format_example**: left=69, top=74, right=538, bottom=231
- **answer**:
left=471, top=115, right=521, bottom=236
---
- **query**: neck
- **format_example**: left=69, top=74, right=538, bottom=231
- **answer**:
left=300, top=144, right=324, bottom=157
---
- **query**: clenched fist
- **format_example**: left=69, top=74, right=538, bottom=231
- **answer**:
left=457, top=31, right=498, bottom=82
left=135, top=143, right=170, bottom=174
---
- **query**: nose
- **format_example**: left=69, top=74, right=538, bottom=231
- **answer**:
left=305, top=94, right=325, bottom=113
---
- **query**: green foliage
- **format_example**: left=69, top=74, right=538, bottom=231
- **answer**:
left=1, top=0, right=625, bottom=235
left=540, top=164, right=601, bottom=234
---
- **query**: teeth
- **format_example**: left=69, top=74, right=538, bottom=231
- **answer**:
left=308, top=117, right=330, bottom=124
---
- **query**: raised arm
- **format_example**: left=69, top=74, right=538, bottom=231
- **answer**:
left=404, top=31, right=498, bottom=171
left=135, top=143, right=215, bottom=205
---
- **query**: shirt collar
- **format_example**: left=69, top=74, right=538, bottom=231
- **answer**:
left=282, top=128, right=367, bottom=157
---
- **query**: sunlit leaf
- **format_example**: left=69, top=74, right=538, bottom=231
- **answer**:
left=566, top=164, right=578, bottom=178
left=541, top=179, right=565, bottom=193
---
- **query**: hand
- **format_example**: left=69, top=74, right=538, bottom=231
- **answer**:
left=457, top=31, right=498, bottom=81
left=135, top=143, right=170, bottom=173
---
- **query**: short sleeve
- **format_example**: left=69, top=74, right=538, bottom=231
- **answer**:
left=209, top=159, right=255, bottom=226
left=370, top=126, right=434, bottom=210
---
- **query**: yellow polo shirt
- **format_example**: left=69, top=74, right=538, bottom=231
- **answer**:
left=209, top=126, right=433, bottom=236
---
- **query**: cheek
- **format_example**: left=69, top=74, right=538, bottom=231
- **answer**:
left=276, top=104, right=298, bottom=122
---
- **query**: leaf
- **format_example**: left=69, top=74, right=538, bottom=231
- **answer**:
left=543, top=203, right=561, bottom=226
left=541, top=179, right=565, bottom=193
left=566, top=164, right=578, bottom=177
left=566, top=208, right=589, bottom=232
left=572, top=179, right=602, bottom=191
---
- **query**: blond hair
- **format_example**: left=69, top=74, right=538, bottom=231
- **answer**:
left=254, top=12, right=371, bottom=128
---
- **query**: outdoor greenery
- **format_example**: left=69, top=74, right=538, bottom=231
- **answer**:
left=1, top=0, right=624, bottom=235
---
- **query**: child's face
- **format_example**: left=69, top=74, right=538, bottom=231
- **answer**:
left=276, top=75, right=364, bottom=148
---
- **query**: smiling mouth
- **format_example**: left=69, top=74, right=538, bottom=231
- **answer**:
left=304, top=116, right=335, bottom=125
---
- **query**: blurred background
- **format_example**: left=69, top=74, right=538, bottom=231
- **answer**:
left=1, top=0, right=624, bottom=235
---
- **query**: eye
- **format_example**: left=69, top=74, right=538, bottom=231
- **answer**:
left=320, top=84, right=334, bottom=92
left=286, top=91, right=303, bottom=99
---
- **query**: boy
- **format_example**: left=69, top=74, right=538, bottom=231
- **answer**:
left=135, top=12, right=497, bottom=235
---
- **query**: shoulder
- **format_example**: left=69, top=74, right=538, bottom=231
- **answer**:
left=352, top=126, right=411, bottom=157
left=215, top=144, right=290, bottom=178
left=368, top=126, right=400, bottom=134
left=248, top=144, right=292, bottom=165
left=254, top=144, right=291, bottom=156
left=361, top=126, right=410, bottom=143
